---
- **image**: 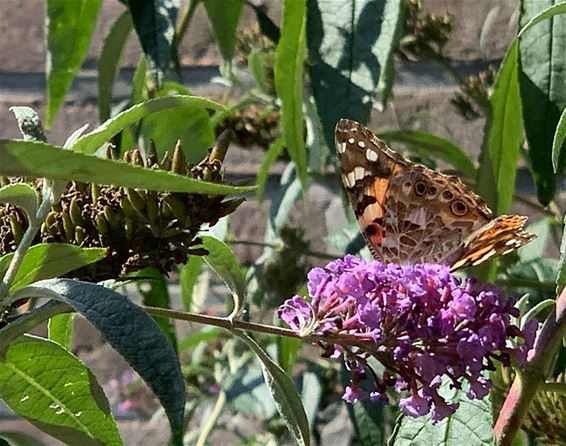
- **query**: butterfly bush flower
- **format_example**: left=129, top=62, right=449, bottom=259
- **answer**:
left=277, top=255, right=537, bottom=422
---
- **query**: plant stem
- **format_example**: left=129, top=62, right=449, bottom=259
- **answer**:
left=144, top=306, right=374, bottom=350
left=195, top=389, right=226, bottom=446
left=494, top=286, right=566, bottom=445
left=0, top=194, right=53, bottom=301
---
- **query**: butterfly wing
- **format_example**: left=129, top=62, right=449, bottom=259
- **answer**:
left=448, top=215, right=536, bottom=270
left=335, top=119, right=535, bottom=267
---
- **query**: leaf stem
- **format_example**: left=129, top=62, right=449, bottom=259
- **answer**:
left=494, top=286, right=566, bottom=444
left=0, top=192, right=53, bottom=301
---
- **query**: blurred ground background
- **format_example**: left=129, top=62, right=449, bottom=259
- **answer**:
left=0, top=0, right=552, bottom=444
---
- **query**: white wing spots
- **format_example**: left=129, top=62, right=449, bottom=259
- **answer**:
left=348, top=137, right=355, bottom=144
left=353, top=166, right=371, bottom=180
left=366, top=148, right=378, bottom=161
left=337, top=142, right=347, bottom=153
left=357, top=140, right=366, bottom=149
left=471, top=249, right=497, bottom=266
left=343, top=172, right=356, bottom=188
left=505, top=238, right=519, bottom=246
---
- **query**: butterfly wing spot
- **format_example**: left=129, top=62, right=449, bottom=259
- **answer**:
left=357, top=140, right=366, bottom=149
left=366, top=148, right=378, bottom=161
left=451, top=200, right=468, bottom=216
left=337, top=142, right=347, bottom=153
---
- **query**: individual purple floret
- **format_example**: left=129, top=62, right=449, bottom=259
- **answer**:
left=277, top=255, right=537, bottom=422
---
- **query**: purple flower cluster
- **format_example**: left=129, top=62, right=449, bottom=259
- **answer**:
left=277, top=255, right=537, bottom=422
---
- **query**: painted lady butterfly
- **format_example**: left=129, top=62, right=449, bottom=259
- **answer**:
left=335, top=119, right=536, bottom=270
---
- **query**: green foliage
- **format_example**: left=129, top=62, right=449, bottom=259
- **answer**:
left=125, top=0, right=179, bottom=89
left=203, top=0, right=244, bottom=62
left=307, top=0, right=404, bottom=147
left=390, top=390, right=494, bottom=445
left=98, top=11, right=133, bottom=123
left=0, top=140, right=254, bottom=195
left=2, top=0, right=566, bottom=444
left=519, top=0, right=566, bottom=205
left=275, top=0, right=308, bottom=190
left=0, top=335, right=122, bottom=446
left=45, top=0, right=102, bottom=127
left=12, top=279, right=186, bottom=446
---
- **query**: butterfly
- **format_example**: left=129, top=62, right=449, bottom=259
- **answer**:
left=335, top=119, right=536, bottom=271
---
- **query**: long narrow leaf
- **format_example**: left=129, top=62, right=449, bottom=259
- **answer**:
left=203, top=0, right=244, bottom=62
left=275, top=0, right=308, bottom=190
left=477, top=41, right=522, bottom=216
left=45, top=0, right=102, bottom=127
left=0, top=140, right=255, bottom=195
left=519, top=0, right=566, bottom=205
left=72, top=95, right=223, bottom=154
left=98, top=10, right=133, bottom=122
left=201, top=236, right=245, bottom=316
left=237, top=332, right=310, bottom=446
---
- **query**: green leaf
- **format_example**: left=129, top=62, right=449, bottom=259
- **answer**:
left=0, top=183, right=39, bottom=224
left=0, top=243, right=106, bottom=293
left=390, top=391, right=493, bottom=446
left=72, top=95, right=223, bottom=154
left=98, top=10, right=133, bottom=122
left=132, top=268, right=177, bottom=350
left=557, top=214, right=566, bottom=295
left=0, top=140, right=255, bottom=195
left=126, top=0, right=178, bottom=89
left=377, top=130, right=477, bottom=178
left=140, top=82, right=215, bottom=163
left=203, top=0, right=244, bottom=61
left=277, top=336, right=302, bottom=375
left=179, top=256, right=204, bottom=311
left=248, top=49, right=275, bottom=94
left=200, top=236, right=245, bottom=317
left=519, top=0, right=566, bottom=205
left=9, top=106, right=47, bottom=142
left=236, top=333, right=310, bottom=446
left=477, top=41, right=522, bottom=216
left=0, top=302, right=70, bottom=352
left=307, top=0, right=404, bottom=147
left=552, top=106, right=566, bottom=172
left=0, top=430, right=47, bottom=446
left=45, top=0, right=102, bottom=127
left=0, top=335, right=122, bottom=446
left=48, top=313, right=76, bottom=351
left=256, top=135, right=285, bottom=202
left=13, top=279, right=185, bottom=446
left=275, top=0, right=308, bottom=190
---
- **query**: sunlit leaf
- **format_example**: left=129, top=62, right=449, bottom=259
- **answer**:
left=45, top=0, right=102, bottom=127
